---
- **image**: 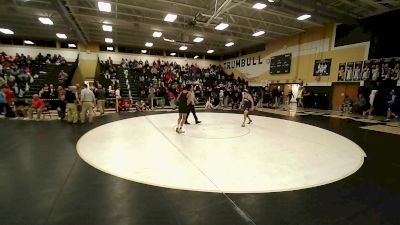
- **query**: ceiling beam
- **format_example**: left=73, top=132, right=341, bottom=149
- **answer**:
left=53, top=0, right=88, bottom=47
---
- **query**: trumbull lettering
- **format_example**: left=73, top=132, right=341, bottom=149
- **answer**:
left=224, top=56, right=263, bottom=69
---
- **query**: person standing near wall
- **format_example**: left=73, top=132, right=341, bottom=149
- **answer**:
left=80, top=84, right=96, bottom=123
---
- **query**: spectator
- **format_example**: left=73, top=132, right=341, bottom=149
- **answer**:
left=65, top=86, right=79, bottom=124
left=384, top=90, right=398, bottom=121
left=95, top=84, right=106, bottom=115
left=58, top=70, right=68, bottom=84
left=352, top=94, right=367, bottom=114
left=80, top=84, right=96, bottom=123
left=340, top=96, right=353, bottom=113
left=28, top=94, right=45, bottom=120
left=14, top=97, right=29, bottom=119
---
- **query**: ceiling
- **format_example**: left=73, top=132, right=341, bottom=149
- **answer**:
left=0, top=0, right=399, bottom=55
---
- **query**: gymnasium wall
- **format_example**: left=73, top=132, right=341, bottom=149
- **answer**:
left=222, top=24, right=370, bottom=85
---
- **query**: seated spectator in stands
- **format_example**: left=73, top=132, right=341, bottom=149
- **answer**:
left=205, top=96, right=212, bottom=109
left=36, top=53, right=45, bottom=64
left=352, top=94, right=367, bottom=114
left=58, top=70, right=68, bottom=85
left=14, top=97, right=29, bottom=119
left=49, top=84, right=57, bottom=99
left=39, top=84, right=50, bottom=99
left=28, top=94, right=45, bottom=120
left=115, top=87, right=121, bottom=99
left=212, top=93, right=220, bottom=109
left=339, top=96, right=353, bottom=113
left=51, top=54, right=58, bottom=63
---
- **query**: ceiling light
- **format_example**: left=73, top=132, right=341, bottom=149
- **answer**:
left=252, top=31, right=265, bottom=36
left=163, top=37, right=175, bottom=42
left=24, top=40, right=34, bottom=45
left=164, top=13, right=177, bottom=22
left=268, top=0, right=275, bottom=2
left=0, top=28, right=14, bottom=35
left=207, top=49, right=214, bottom=54
left=98, top=1, right=111, bottom=12
left=193, top=37, right=204, bottom=43
left=170, top=52, right=176, bottom=56
left=107, top=47, right=114, bottom=51
left=38, top=17, right=53, bottom=25
left=179, top=46, right=187, bottom=50
left=194, top=55, right=199, bottom=59
left=253, top=3, right=267, bottom=10
left=56, top=33, right=67, bottom=39
left=297, top=14, right=311, bottom=20
left=225, top=42, right=234, bottom=47
left=215, top=23, right=229, bottom=30
left=152, top=31, right=162, bottom=37
left=105, top=38, right=113, bottom=43
left=145, top=42, right=153, bottom=47
left=102, top=25, right=112, bottom=32
left=68, top=44, right=76, bottom=48
left=141, top=50, right=147, bottom=53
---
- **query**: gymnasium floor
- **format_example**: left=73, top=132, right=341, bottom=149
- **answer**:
left=1, top=110, right=399, bottom=225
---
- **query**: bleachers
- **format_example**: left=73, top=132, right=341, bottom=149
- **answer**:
left=26, top=63, right=75, bottom=98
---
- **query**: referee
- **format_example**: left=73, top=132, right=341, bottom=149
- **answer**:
left=185, top=85, right=201, bottom=125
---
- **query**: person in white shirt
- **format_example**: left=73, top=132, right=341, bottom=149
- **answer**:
left=80, top=84, right=96, bottom=123
left=346, top=66, right=353, bottom=81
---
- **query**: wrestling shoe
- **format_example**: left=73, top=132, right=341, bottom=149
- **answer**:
left=247, top=119, right=252, bottom=124
left=184, top=122, right=190, bottom=125
left=241, top=123, right=245, bottom=127
left=195, top=121, right=201, bottom=124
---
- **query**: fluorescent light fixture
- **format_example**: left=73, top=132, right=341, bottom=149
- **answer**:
left=164, top=13, right=177, bottom=22
left=145, top=42, right=153, bottom=47
left=193, top=37, right=204, bottom=43
left=152, top=31, right=162, bottom=37
left=252, top=30, right=265, bottom=36
left=253, top=3, right=267, bottom=10
left=194, top=55, right=199, bottom=59
left=163, top=37, right=175, bottom=42
left=297, top=14, right=311, bottom=20
left=107, top=47, right=114, bottom=51
left=225, top=42, right=234, bottom=47
left=207, top=49, right=214, bottom=53
left=102, top=25, right=112, bottom=32
left=170, top=52, right=176, bottom=56
left=141, top=50, right=147, bottom=53
left=68, top=43, right=76, bottom=48
left=0, top=28, right=14, bottom=35
left=56, top=33, right=67, bottom=39
left=105, top=38, right=113, bottom=43
left=179, top=46, right=187, bottom=50
left=38, top=17, right=53, bottom=25
left=24, top=40, right=34, bottom=45
left=268, top=0, right=275, bottom=2
left=215, top=23, right=229, bottom=30
left=98, top=1, right=111, bottom=12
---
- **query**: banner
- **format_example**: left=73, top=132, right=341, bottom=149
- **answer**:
left=314, top=58, right=332, bottom=76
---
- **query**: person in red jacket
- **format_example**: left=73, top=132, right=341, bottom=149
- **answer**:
left=28, top=94, right=45, bottom=120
